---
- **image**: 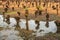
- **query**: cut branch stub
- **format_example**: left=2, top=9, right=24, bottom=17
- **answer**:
left=17, top=12, right=20, bottom=16
left=12, top=7, right=14, bottom=11
left=25, top=10, right=28, bottom=17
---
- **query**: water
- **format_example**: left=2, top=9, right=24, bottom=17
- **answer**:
left=0, top=15, right=57, bottom=40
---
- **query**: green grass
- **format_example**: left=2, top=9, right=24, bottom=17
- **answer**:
left=6, top=11, right=17, bottom=15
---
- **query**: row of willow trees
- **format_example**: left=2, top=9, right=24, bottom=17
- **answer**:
left=2, top=0, right=58, bottom=30
left=1, top=0, right=59, bottom=30
left=2, top=9, right=50, bottom=40
left=3, top=8, right=50, bottom=31
left=2, top=0, right=60, bottom=15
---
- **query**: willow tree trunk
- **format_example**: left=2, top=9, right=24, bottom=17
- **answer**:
left=46, top=20, right=49, bottom=27
left=6, top=15, right=10, bottom=24
left=46, top=2, right=48, bottom=9
left=35, top=20, right=40, bottom=30
left=14, top=16, right=20, bottom=30
left=49, top=0, right=51, bottom=7
left=39, top=1, right=41, bottom=6
left=39, top=0, right=41, bottom=6
left=6, top=15, right=10, bottom=29
left=46, top=14, right=49, bottom=27
left=36, top=2, right=38, bottom=7
left=56, top=5, right=58, bottom=15
left=26, top=16, right=29, bottom=30
left=59, top=1, right=60, bottom=8
left=3, top=12, right=5, bottom=22
left=16, top=20, right=20, bottom=29
left=25, top=10, right=29, bottom=31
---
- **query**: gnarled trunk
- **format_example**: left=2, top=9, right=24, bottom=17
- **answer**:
left=6, top=15, right=10, bottom=24
left=35, top=20, right=40, bottom=30
left=45, top=13, right=49, bottom=27
left=14, top=16, right=20, bottom=30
